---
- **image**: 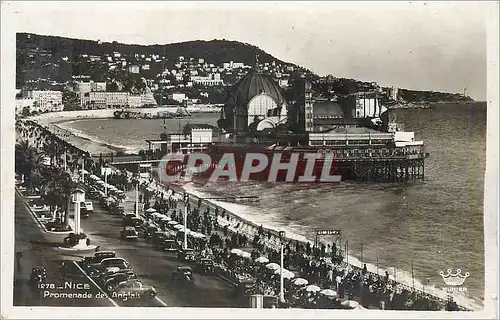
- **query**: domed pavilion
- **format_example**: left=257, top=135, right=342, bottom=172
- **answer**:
left=219, top=69, right=287, bottom=133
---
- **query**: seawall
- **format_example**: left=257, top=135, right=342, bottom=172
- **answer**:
left=29, top=105, right=222, bottom=122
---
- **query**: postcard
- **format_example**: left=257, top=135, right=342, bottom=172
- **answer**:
left=1, top=1, right=498, bottom=319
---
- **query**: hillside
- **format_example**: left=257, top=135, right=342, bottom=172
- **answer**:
left=15, top=33, right=471, bottom=106
left=16, top=33, right=305, bottom=87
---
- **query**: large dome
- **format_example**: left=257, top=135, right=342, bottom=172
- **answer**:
left=228, top=70, right=285, bottom=108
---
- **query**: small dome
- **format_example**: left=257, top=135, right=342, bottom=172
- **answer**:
left=313, top=100, right=344, bottom=118
left=228, top=70, right=285, bottom=108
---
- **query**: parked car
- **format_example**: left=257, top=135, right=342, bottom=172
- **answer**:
left=110, top=280, right=157, bottom=300
left=195, top=258, right=215, bottom=274
left=123, top=214, right=143, bottom=228
left=100, top=258, right=131, bottom=273
left=144, top=226, right=158, bottom=240
left=80, top=201, right=93, bottom=218
left=103, top=270, right=139, bottom=293
left=161, top=239, right=178, bottom=253
left=81, top=251, right=116, bottom=266
left=152, top=231, right=167, bottom=249
left=172, top=266, right=195, bottom=285
left=177, top=248, right=196, bottom=262
left=109, top=203, right=125, bottom=216
left=121, top=226, right=139, bottom=240
left=88, top=188, right=101, bottom=200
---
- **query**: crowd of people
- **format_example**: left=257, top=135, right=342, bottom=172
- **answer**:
left=15, top=118, right=465, bottom=311
left=128, top=175, right=462, bottom=310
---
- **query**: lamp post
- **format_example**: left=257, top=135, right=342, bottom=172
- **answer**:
left=183, top=193, right=188, bottom=249
left=71, top=188, right=86, bottom=236
left=81, top=157, right=85, bottom=182
left=135, top=178, right=139, bottom=217
left=64, top=149, right=67, bottom=171
left=104, top=167, right=108, bottom=196
left=279, top=230, right=286, bottom=304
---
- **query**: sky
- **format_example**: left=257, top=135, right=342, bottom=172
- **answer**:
left=5, top=1, right=492, bottom=100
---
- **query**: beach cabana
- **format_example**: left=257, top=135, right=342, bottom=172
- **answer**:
left=265, top=262, right=280, bottom=271
left=240, top=251, right=251, bottom=259
left=341, top=300, right=359, bottom=308
left=292, top=278, right=308, bottom=286
left=254, top=256, right=269, bottom=264
left=304, top=285, right=321, bottom=293
left=319, top=289, right=338, bottom=298
left=230, top=248, right=243, bottom=256
left=274, top=268, right=294, bottom=279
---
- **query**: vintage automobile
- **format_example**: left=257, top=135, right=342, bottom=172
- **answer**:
left=87, top=187, right=101, bottom=200
left=172, top=266, right=195, bottom=285
left=109, top=203, right=125, bottom=216
left=30, top=266, right=47, bottom=287
left=195, top=258, right=215, bottom=274
left=144, top=226, right=159, bottom=240
left=234, top=278, right=257, bottom=306
left=100, top=258, right=131, bottom=273
left=110, top=280, right=157, bottom=300
left=152, top=231, right=167, bottom=249
left=81, top=251, right=116, bottom=266
left=161, top=239, right=178, bottom=253
left=177, top=248, right=196, bottom=262
left=121, top=226, right=139, bottom=240
left=103, top=270, right=139, bottom=293
left=123, top=214, right=143, bottom=228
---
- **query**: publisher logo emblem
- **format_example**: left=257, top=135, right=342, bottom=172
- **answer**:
left=439, top=268, right=469, bottom=293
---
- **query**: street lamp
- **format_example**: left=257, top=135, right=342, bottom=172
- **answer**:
left=182, top=192, right=190, bottom=249
left=279, top=230, right=286, bottom=304
left=71, top=187, right=86, bottom=236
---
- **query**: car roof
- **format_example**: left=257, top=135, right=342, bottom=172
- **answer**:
left=94, top=251, right=116, bottom=256
left=178, top=266, right=192, bottom=270
left=101, top=257, right=126, bottom=262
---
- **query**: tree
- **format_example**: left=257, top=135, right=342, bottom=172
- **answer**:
left=62, top=90, right=80, bottom=111
left=43, top=138, right=66, bottom=167
left=41, top=168, right=76, bottom=228
left=15, top=140, right=45, bottom=192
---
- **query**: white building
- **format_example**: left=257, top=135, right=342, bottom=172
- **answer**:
left=74, top=81, right=107, bottom=93
left=191, top=74, right=224, bottom=86
left=81, top=92, right=130, bottom=109
left=128, top=95, right=142, bottom=108
left=168, top=93, right=187, bottom=103
left=23, top=90, right=64, bottom=113
left=351, top=93, right=387, bottom=118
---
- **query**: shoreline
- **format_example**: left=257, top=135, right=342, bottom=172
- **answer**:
left=24, top=112, right=483, bottom=311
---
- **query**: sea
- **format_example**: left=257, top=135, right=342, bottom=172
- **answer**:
left=54, top=103, right=487, bottom=309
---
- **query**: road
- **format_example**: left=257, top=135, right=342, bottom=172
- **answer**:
left=81, top=198, right=238, bottom=307
left=13, top=193, right=113, bottom=307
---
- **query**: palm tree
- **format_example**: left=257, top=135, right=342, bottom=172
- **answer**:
left=43, top=138, right=66, bottom=168
left=15, top=140, right=45, bottom=192
left=41, top=167, right=76, bottom=228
